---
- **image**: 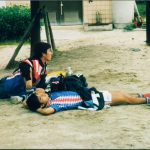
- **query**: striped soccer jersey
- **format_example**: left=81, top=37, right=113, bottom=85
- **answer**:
left=47, top=91, right=83, bottom=112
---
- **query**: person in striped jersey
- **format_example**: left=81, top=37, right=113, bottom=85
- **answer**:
left=0, top=42, right=52, bottom=100
left=24, top=88, right=87, bottom=115
left=24, top=88, right=148, bottom=115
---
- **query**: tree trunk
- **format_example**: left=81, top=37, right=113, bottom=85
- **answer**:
left=31, top=1, right=41, bottom=57
left=146, top=1, right=150, bottom=45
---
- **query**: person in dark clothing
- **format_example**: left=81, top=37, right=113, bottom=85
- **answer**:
left=0, top=42, right=52, bottom=100
left=18, top=42, right=52, bottom=89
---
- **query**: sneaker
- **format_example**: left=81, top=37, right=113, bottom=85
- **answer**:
left=10, top=96, right=25, bottom=104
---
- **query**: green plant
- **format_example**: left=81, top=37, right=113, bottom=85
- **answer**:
left=0, top=5, right=30, bottom=42
left=123, top=24, right=135, bottom=31
left=136, top=1, right=146, bottom=18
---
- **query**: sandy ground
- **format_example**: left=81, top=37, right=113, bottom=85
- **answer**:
left=0, top=26, right=150, bottom=149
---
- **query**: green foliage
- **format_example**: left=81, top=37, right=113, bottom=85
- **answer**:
left=123, top=24, right=135, bottom=32
left=0, top=5, right=30, bottom=42
left=136, top=1, right=146, bottom=17
left=40, top=18, right=44, bottom=26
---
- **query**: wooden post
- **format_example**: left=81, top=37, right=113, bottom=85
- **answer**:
left=5, top=7, right=42, bottom=69
left=146, top=1, right=150, bottom=45
left=43, top=7, right=51, bottom=46
left=31, top=1, right=41, bottom=57
left=46, top=11, right=56, bottom=51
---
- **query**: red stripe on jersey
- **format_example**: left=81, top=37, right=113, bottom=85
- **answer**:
left=32, top=60, right=40, bottom=81
left=51, top=96, right=82, bottom=105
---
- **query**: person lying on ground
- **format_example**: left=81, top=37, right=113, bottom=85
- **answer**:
left=0, top=42, right=52, bottom=100
left=23, top=88, right=149, bottom=116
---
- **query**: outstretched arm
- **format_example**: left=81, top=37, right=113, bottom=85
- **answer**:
left=36, top=107, right=55, bottom=115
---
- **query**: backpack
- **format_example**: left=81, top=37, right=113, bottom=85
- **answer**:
left=49, top=74, right=65, bottom=92
left=49, top=74, right=88, bottom=92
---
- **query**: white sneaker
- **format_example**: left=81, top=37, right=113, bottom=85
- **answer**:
left=10, top=96, right=24, bottom=104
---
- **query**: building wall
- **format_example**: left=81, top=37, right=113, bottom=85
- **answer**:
left=112, top=1, right=134, bottom=28
left=0, top=1, right=6, bottom=7
left=5, top=0, right=112, bottom=25
left=83, top=0, right=112, bottom=25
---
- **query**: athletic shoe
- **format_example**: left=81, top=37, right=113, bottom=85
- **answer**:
left=10, top=95, right=26, bottom=104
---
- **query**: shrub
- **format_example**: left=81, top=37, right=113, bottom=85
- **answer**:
left=136, top=1, right=146, bottom=18
left=123, top=24, right=135, bottom=32
left=0, top=5, right=30, bottom=42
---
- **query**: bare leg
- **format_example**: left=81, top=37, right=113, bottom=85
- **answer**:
left=110, top=91, right=146, bottom=106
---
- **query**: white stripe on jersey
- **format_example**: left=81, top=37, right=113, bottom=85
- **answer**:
left=7, top=72, right=21, bottom=80
left=25, top=60, right=33, bottom=67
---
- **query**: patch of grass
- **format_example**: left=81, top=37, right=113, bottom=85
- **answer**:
left=123, top=24, right=135, bottom=32
left=0, top=40, right=29, bottom=46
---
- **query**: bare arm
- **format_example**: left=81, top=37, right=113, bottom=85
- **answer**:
left=35, top=88, right=45, bottom=94
left=19, top=62, right=33, bottom=89
left=36, top=107, right=55, bottom=115
left=26, top=80, right=33, bottom=89
left=22, top=100, right=28, bottom=109
left=25, top=67, right=33, bottom=89
left=22, top=101, right=55, bottom=115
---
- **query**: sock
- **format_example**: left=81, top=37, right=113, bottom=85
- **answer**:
left=146, top=97, right=150, bottom=104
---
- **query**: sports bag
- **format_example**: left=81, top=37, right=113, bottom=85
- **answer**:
left=49, top=74, right=104, bottom=110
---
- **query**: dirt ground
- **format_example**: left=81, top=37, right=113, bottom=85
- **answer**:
left=0, top=26, right=150, bottom=149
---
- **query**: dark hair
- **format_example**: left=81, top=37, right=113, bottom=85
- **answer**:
left=33, top=42, right=51, bottom=58
left=26, top=93, right=41, bottom=112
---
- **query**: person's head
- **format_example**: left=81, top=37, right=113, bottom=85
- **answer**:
left=26, top=90, right=49, bottom=112
left=33, top=42, right=52, bottom=62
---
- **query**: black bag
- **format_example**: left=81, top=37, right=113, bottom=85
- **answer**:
left=49, top=74, right=105, bottom=110
left=49, top=74, right=88, bottom=92
left=49, top=74, right=65, bottom=92
left=89, top=87, right=105, bottom=110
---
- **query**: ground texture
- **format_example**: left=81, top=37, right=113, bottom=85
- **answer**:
left=0, top=27, right=150, bottom=149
